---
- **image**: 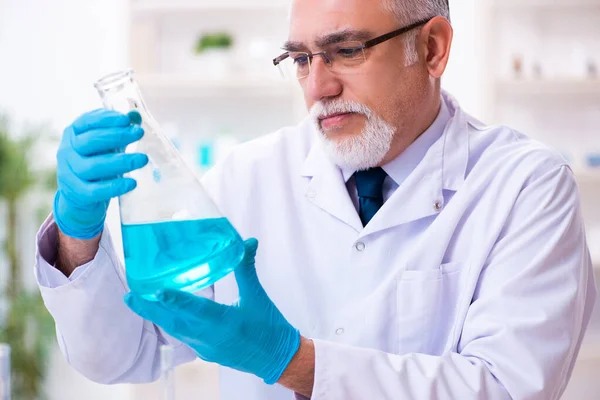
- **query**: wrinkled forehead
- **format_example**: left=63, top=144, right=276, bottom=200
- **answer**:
left=287, top=0, right=397, bottom=49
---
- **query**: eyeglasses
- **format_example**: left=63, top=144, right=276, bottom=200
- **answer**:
left=273, top=17, right=434, bottom=80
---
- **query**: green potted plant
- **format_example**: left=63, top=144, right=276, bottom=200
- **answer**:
left=192, top=31, right=234, bottom=79
left=195, top=32, right=233, bottom=54
left=0, top=113, right=57, bottom=400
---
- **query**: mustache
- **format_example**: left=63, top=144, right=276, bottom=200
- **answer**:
left=310, top=99, right=374, bottom=120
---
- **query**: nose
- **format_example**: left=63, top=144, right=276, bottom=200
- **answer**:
left=303, top=55, right=343, bottom=102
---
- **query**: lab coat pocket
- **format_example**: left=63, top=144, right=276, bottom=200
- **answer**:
left=397, top=262, right=463, bottom=355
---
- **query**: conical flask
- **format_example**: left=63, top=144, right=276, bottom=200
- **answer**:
left=94, top=69, right=245, bottom=300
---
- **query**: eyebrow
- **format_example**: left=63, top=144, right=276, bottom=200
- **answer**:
left=282, top=29, right=373, bottom=52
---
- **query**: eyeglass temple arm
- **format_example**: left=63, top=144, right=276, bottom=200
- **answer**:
left=273, top=53, right=290, bottom=66
left=363, top=17, right=434, bottom=49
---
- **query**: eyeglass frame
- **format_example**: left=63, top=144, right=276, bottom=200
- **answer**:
left=272, top=16, right=435, bottom=72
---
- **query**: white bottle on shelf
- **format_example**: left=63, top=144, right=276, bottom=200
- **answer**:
left=160, top=344, right=175, bottom=400
left=0, top=344, right=10, bottom=400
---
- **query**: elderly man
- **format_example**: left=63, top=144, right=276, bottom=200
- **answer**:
left=35, top=0, right=595, bottom=399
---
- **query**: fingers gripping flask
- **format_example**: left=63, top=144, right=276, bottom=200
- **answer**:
left=94, top=69, right=245, bottom=300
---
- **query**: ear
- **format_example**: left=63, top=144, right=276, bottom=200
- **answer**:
left=418, top=16, right=453, bottom=78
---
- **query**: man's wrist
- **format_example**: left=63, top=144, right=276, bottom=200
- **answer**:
left=56, top=228, right=102, bottom=277
left=278, top=336, right=315, bottom=398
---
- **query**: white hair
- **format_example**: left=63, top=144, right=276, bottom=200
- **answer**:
left=382, top=0, right=450, bottom=65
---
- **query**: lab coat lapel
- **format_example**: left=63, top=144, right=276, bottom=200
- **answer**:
left=360, top=146, right=445, bottom=238
left=301, top=140, right=363, bottom=233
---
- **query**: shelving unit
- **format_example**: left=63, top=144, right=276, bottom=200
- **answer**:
left=131, top=0, right=290, bottom=13
left=128, top=0, right=307, bottom=175
left=492, top=0, right=600, bottom=9
left=495, top=79, right=600, bottom=97
left=137, top=74, right=298, bottom=98
left=480, top=0, right=600, bottom=175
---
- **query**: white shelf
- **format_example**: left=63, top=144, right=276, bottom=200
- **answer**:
left=131, top=0, right=290, bottom=13
left=591, top=254, right=600, bottom=269
left=493, top=0, right=600, bottom=9
left=137, top=74, right=297, bottom=98
left=495, top=79, right=600, bottom=97
left=578, top=331, right=600, bottom=361
left=575, top=168, right=600, bottom=185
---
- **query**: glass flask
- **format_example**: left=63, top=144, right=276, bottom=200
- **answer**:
left=0, top=344, right=10, bottom=400
left=94, top=69, right=245, bottom=300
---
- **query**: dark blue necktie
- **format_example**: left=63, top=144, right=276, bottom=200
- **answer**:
left=354, top=167, right=387, bottom=226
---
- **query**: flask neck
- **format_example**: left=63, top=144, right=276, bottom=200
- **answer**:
left=94, top=69, right=155, bottom=124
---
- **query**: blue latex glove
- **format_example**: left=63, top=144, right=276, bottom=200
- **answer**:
left=124, top=238, right=301, bottom=385
left=54, top=109, right=148, bottom=239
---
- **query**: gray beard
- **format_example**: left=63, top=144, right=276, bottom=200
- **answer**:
left=310, top=100, right=395, bottom=171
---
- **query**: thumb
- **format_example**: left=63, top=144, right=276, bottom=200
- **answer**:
left=158, top=289, right=229, bottom=322
left=241, top=238, right=259, bottom=263
left=124, top=292, right=177, bottom=325
left=234, top=238, right=264, bottom=299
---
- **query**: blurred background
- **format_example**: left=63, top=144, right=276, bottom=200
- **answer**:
left=0, top=0, right=599, bottom=398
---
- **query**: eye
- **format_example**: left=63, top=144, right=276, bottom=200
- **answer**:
left=337, top=47, right=363, bottom=58
left=293, top=55, right=310, bottom=66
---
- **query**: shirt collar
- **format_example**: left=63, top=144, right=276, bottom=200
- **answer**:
left=340, top=97, right=451, bottom=185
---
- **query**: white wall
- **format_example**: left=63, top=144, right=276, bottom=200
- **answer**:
left=442, top=0, right=487, bottom=119
left=0, top=0, right=130, bottom=129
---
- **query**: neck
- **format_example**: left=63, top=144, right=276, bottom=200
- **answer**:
left=378, top=90, right=442, bottom=166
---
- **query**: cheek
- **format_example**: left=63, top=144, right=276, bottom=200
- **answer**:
left=304, top=97, right=316, bottom=112
left=343, top=75, right=400, bottom=121
left=339, top=74, right=381, bottom=108
left=300, top=81, right=315, bottom=110
left=354, top=62, right=426, bottom=124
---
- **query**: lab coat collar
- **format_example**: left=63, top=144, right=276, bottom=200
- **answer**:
left=439, top=91, right=470, bottom=192
left=301, top=130, right=364, bottom=232
left=301, top=90, right=469, bottom=234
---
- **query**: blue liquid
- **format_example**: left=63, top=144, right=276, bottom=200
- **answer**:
left=122, top=217, right=245, bottom=300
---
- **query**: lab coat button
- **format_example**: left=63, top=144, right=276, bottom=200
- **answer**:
left=434, top=200, right=443, bottom=212
left=306, top=190, right=316, bottom=200
left=355, top=242, right=366, bottom=252
left=335, top=328, right=345, bottom=335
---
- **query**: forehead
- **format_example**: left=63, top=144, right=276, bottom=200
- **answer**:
left=288, top=0, right=396, bottom=43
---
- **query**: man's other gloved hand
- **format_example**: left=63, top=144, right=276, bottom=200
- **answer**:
left=54, top=109, right=148, bottom=239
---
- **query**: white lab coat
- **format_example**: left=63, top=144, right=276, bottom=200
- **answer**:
left=34, top=91, right=596, bottom=400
